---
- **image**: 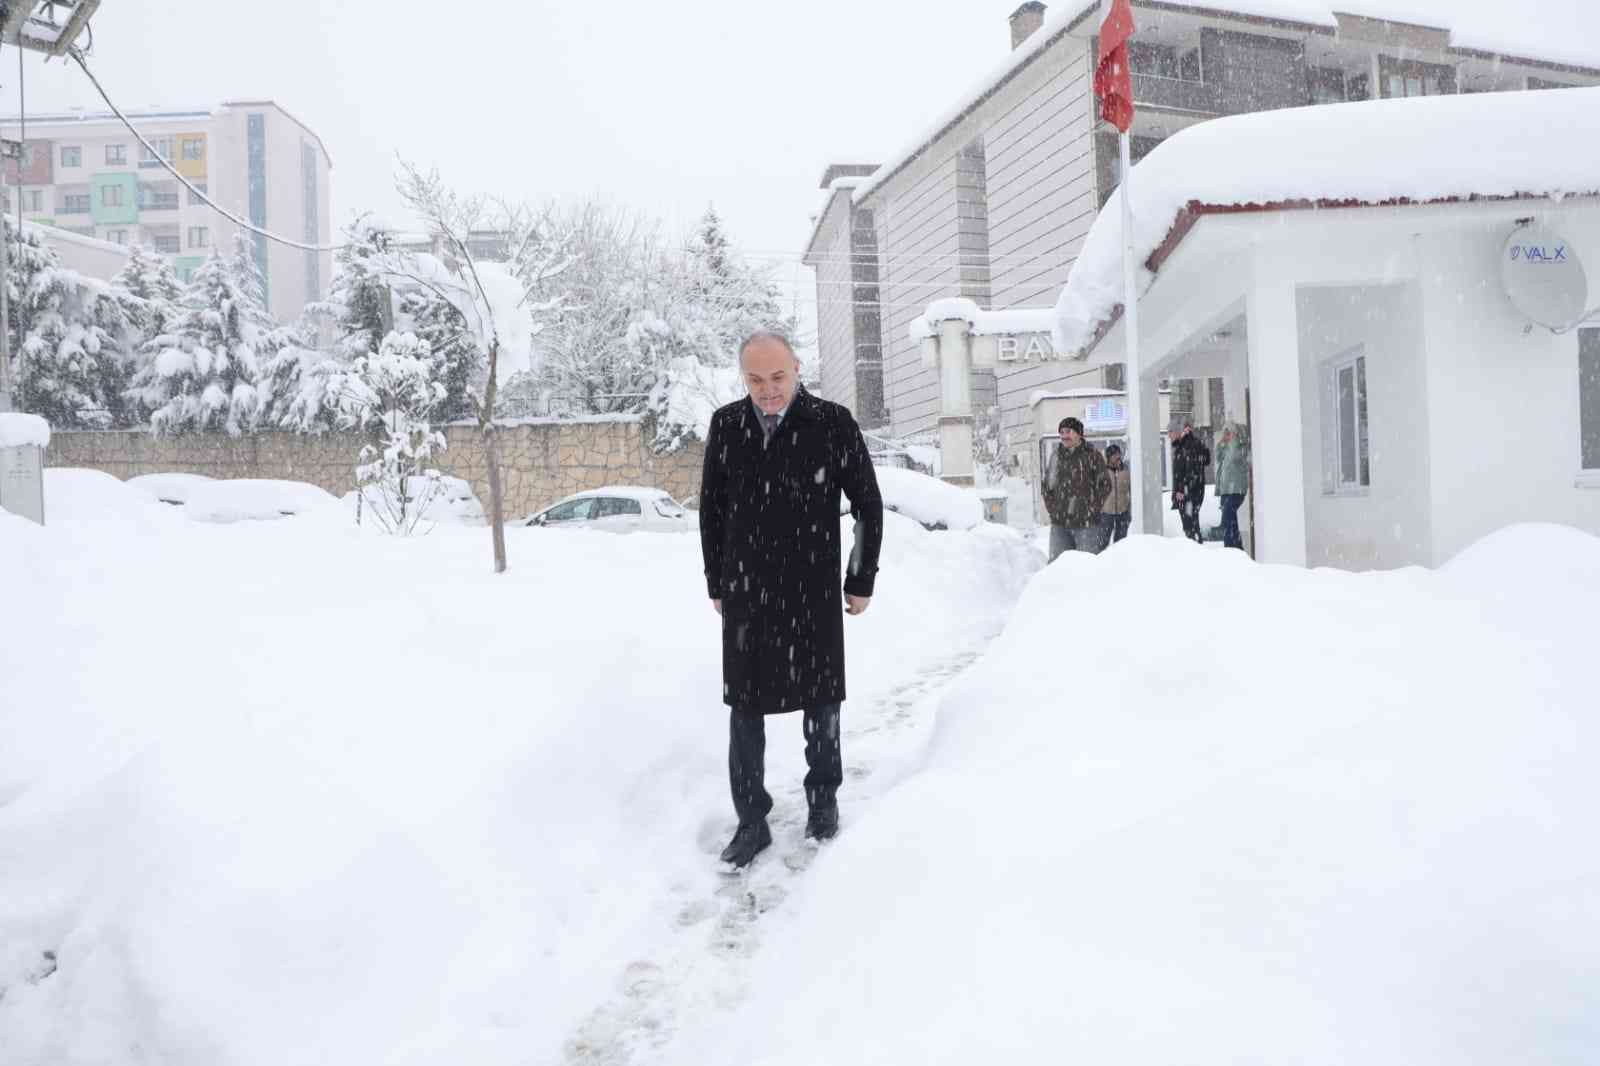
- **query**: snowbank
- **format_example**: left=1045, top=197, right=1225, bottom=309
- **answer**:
left=680, top=525, right=1600, bottom=1065
left=125, top=472, right=216, bottom=506
left=183, top=478, right=339, bottom=523
left=1053, top=87, right=1600, bottom=356
left=874, top=466, right=984, bottom=531
left=0, top=413, right=50, bottom=449
left=0, top=489, right=1037, bottom=1064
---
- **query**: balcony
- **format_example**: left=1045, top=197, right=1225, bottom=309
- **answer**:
left=151, top=236, right=180, bottom=254
left=140, top=192, right=181, bottom=211
left=1131, top=73, right=1221, bottom=115
left=59, top=196, right=91, bottom=215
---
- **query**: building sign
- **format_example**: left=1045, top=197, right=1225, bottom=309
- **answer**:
left=1501, top=224, right=1591, bottom=330
left=1082, top=397, right=1128, bottom=432
left=995, top=333, right=1062, bottom=362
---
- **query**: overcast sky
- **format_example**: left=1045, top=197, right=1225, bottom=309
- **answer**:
left=7, top=0, right=1599, bottom=326
left=6, top=0, right=1039, bottom=323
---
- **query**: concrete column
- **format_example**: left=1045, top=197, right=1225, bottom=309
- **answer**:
left=1134, top=365, right=1163, bottom=533
left=936, top=318, right=976, bottom=486
left=1245, top=274, right=1307, bottom=566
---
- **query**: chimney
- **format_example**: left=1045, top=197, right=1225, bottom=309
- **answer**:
left=1009, top=2, right=1046, bottom=50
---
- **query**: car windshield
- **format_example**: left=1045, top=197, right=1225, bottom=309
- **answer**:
left=654, top=498, right=685, bottom=518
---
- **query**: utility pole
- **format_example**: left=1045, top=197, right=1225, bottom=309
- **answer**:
left=0, top=1, right=104, bottom=411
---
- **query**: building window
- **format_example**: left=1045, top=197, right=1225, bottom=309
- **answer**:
left=61, top=193, right=91, bottom=214
left=101, top=184, right=124, bottom=207
left=61, top=145, right=82, bottom=168
left=188, top=182, right=208, bottom=205
left=152, top=234, right=180, bottom=254
left=105, top=144, right=127, bottom=165
left=23, top=190, right=42, bottom=212
left=187, top=226, right=209, bottom=249
left=1129, top=41, right=1180, bottom=79
left=1380, top=57, right=1454, bottom=99
left=107, top=229, right=128, bottom=245
left=140, top=138, right=175, bottom=166
left=1580, top=328, right=1600, bottom=470
left=1324, top=349, right=1371, bottom=492
left=181, top=137, right=204, bottom=161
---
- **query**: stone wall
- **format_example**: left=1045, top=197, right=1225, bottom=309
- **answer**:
left=45, top=416, right=706, bottom=518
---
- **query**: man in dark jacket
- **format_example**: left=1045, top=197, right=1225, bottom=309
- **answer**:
left=1042, top=417, right=1112, bottom=561
left=699, top=331, right=884, bottom=868
left=1168, top=414, right=1211, bottom=544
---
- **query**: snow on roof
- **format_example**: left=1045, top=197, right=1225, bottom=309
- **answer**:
left=567, top=486, right=675, bottom=502
left=849, top=1, right=1600, bottom=209
left=909, top=298, right=1056, bottom=341
left=1052, top=86, right=1600, bottom=357
left=0, top=412, right=51, bottom=449
left=21, top=219, right=131, bottom=258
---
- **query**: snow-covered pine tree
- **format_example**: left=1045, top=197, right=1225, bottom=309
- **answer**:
left=112, top=243, right=184, bottom=340
left=320, top=215, right=398, bottom=362
left=397, top=282, right=478, bottom=423
left=684, top=204, right=799, bottom=365
left=132, top=233, right=273, bottom=436
left=327, top=330, right=447, bottom=535
left=256, top=311, right=340, bottom=432
left=4, top=219, right=136, bottom=428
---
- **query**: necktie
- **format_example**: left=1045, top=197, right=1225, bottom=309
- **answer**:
left=762, top=413, right=780, bottom=443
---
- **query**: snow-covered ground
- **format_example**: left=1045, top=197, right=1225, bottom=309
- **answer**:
left=4, top=472, right=1596, bottom=1065
left=0, top=471, right=1035, bottom=1064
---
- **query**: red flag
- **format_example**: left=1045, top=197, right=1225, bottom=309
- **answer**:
left=1094, top=0, right=1137, bottom=133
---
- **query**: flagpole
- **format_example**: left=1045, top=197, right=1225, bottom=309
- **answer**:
left=1119, top=130, right=1145, bottom=536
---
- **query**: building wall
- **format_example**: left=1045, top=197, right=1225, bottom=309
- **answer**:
left=875, top=153, right=964, bottom=438
left=1296, top=282, right=1433, bottom=569
left=1417, top=214, right=1600, bottom=563
left=44, top=419, right=707, bottom=520
left=811, top=191, right=858, bottom=415
left=983, top=36, right=1099, bottom=445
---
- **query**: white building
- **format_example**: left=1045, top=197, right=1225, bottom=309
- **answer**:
left=1, top=100, right=332, bottom=323
left=938, top=86, right=1600, bottom=569
left=806, top=1, right=1600, bottom=465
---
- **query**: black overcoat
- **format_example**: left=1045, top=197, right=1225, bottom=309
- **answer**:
left=699, top=389, right=883, bottom=715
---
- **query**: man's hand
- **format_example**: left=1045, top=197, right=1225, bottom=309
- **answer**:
left=712, top=599, right=722, bottom=616
left=846, top=594, right=871, bottom=616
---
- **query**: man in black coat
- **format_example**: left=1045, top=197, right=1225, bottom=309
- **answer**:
left=699, top=331, right=884, bottom=868
left=1168, top=414, right=1211, bottom=544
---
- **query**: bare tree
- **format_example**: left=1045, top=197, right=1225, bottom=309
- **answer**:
left=385, top=163, right=567, bottom=573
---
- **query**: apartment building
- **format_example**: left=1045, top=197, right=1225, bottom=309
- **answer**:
left=805, top=1, right=1600, bottom=449
left=1, top=99, right=332, bottom=323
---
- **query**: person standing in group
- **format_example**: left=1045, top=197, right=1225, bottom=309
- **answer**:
left=1215, top=420, right=1250, bottom=551
left=1098, top=443, right=1132, bottom=549
left=1042, top=416, right=1112, bottom=561
left=699, top=331, right=884, bottom=869
left=1168, top=414, right=1211, bottom=545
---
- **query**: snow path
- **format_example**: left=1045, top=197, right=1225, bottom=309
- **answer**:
left=560, top=635, right=995, bottom=1065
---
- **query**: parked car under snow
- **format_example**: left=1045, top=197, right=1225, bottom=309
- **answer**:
left=523, top=487, right=690, bottom=534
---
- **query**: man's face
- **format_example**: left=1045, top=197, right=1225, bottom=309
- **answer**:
left=1107, top=451, right=1122, bottom=468
left=1059, top=427, right=1082, bottom=449
left=742, top=337, right=799, bottom=415
left=1168, top=425, right=1187, bottom=443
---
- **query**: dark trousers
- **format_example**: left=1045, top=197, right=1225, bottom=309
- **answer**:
left=1219, top=493, right=1245, bottom=549
left=1098, top=511, right=1130, bottom=548
left=729, top=704, right=842, bottom=826
left=1176, top=493, right=1204, bottom=543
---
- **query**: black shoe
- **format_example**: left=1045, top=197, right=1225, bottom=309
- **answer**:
left=805, top=805, right=839, bottom=842
left=719, top=820, right=771, bottom=868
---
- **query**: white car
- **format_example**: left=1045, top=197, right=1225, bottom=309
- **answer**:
left=523, top=487, right=690, bottom=533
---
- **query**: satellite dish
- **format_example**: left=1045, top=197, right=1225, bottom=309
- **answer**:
left=1501, top=224, right=1590, bottom=330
